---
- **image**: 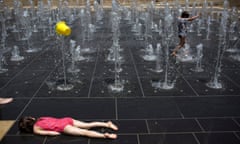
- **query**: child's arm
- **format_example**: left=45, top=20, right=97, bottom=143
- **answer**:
left=34, top=127, right=61, bottom=136
left=187, top=14, right=200, bottom=21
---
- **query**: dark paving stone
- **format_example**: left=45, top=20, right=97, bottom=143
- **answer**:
left=135, top=63, right=164, bottom=77
left=19, top=98, right=116, bottom=120
left=45, top=135, right=89, bottom=144
left=221, top=57, right=240, bottom=69
left=130, top=43, right=159, bottom=65
left=0, top=81, right=43, bottom=98
left=0, top=99, right=30, bottom=120
left=57, top=62, right=95, bottom=78
left=0, top=68, right=24, bottom=79
left=140, top=76, right=197, bottom=97
left=36, top=78, right=91, bottom=97
left=0, top=70, right=50, bottom=98
left=89, top=77, right=143, bottom=97
left=0, top=77, right=12, bottom=88
left=131, top=50, right=156, bottom=65
left=26, top=58, right=58, bottom=70
left=1, top=136, right=45, bottom=144
left=37, top=48, right=62, bottom=60
left=6, top=120, right=19, bottom=135
left=148, top=119, right=202, bottom=133
left=235, top=118, right=240, bottom=125
left=12, top=70, right=50, bottom=83
left=236, top=132, right=240, bottom=139
left=139, top=134, right=198, bottom=144
left=90, top=135, right=138, bottom=144
left=195, top=132, right=240, bottom=144
left=97, top=52, right=132, bottom=66
left=183, top=76, right=240, bottom=96
left=223, top=69, right=240, bottom=87
left=4, top=52, right=37, bottom=68
left=114, top=120, right=148, bottom=134
left=0, top=56, right=41, bottom=77
left=94, top=64, right=136, bottom=78
left=176, top=62, right=211, bottom=78
left=118, top=98, right=182, bottom=119
left=175, top=96, right=240, bottom=117
left=198, top=118, right=240, bottom=131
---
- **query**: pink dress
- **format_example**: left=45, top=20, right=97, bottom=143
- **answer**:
left=34, top=117, right=74, bottom=132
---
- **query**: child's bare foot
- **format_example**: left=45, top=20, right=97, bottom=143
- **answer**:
left=107, top=121, right=118, bottom=130
left=171, top=51, right=177, bottom=57
left=104, top=133, right=117, bottom=139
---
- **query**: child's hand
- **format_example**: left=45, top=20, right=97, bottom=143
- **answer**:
left=49, top=131, right=61, bottom=136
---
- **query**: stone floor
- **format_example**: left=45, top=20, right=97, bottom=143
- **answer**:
left=0, top=10, right=240, bottom=144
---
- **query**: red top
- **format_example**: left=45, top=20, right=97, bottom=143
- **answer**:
left=34, top=117, right=74, bottom=132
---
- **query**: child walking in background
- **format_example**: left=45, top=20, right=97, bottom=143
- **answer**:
left=18, top=116, right=118, bottom=139
left=171, top=11, right=200, bottom=56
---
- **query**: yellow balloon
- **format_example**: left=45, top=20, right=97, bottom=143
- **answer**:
left=55, top=21, right=71, bottom=36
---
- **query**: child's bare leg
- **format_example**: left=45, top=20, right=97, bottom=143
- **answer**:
left=63, top=125, right=117, bottom=139
left=171, top=45, right=181, bottom=56
left=171, top=36, right=186, bottom=56
left=73, top=120, right=118, bottom=130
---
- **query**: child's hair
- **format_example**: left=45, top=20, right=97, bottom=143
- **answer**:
left=18, top=116, right=37, bottom=133
left=181, top=11, right=190, bottom=18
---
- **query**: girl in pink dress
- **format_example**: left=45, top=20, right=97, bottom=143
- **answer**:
left=18, top=116, right=118, bottom=139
